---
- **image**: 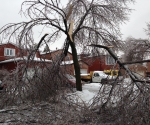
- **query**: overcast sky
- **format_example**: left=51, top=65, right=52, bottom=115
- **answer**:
left=0, top=0, right=150, bottom=49
left=120, top=0, right=150, bottom=40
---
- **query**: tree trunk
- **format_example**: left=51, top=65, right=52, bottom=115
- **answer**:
left=69, top=41, right=82, bottom=91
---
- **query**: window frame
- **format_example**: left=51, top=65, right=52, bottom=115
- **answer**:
left=94, top=73, right=100, bottom=77
left=105, top=56, right=115, bottom=65
left=4, top=48, right=15, bottom=56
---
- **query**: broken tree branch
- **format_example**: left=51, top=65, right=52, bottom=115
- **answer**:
left=88, top=44, right=149, bottom=93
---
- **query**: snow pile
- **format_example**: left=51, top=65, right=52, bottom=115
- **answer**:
left=67, top=83, right=101, bottom=106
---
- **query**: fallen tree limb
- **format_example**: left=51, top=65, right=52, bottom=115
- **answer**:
left=88, top=44, right=147, bottom=93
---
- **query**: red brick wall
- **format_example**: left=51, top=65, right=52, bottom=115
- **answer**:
left=82, top=56, right=119, bottom=73
left=0, top=43, right=27, bottom=61
left=0, top=62, right=17, bottom=71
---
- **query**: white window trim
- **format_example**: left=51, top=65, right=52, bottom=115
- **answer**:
left=4, top=48, right=15, bottom=56
left=105, top=56, right=115, bottom=65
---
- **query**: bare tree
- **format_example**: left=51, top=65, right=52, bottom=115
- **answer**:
left=0, top=0, right=134, bottom=91
left=88, top=43, right=150, bottom=124
left=145, top=23, right=150, bottom=37
left=123, top=37, right=150, bottom=62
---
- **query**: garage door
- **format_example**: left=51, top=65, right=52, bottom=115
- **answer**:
left=80, top=69, right=88, bottom=74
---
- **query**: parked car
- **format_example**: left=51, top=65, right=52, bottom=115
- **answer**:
left=64, top=74, right=76, bottom=87
left=91, top=71, right=108, bottom=83
left=64, top=74, right=84, bottom=87
left=80, top=71, right=93, bottom=82
left=81, top=70, right=118, bottom=82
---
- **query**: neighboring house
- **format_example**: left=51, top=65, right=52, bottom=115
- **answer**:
left=129, top=62, right=150, bottom=78
left=41, top=49, right=89, bottom=75
left=61, top=60, right=89, bottom=76
left=78, top=54, right=119, bottom=73
left=41, top=49, right=119, bottom=75
left=0, top=43, right=119, bottom=76
left=0, top=43, right=51, bottom=72
left=40, top=49, right=72, bottom=61
left=0, top=42, right=27, bottom=61
left=128, top=64, right=147, bottom=78
left=0, top=42, right=26, bottom=71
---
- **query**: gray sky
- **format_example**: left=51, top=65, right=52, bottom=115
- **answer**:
left=0, top=0, right=150, bottom=50
left=120, top=0, right=150, bottom=40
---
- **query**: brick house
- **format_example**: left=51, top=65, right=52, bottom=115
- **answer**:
left=128, top=62, right=150, bottom=78
left=78, top=54, right=119, bottom=73
left=128, top=64, right=147, bottom=77
left=0, top=42, right=27, bottom=61
left=0, top=42, right=51, bottom=72
left=60, top=60, right=89, bottom=76
left=40, top=49, right=73, bottom=61
left=41, top=49, right=89, bottom=75
left=0, top=43, right=119, bottom=76
left=41, top=48, right=119, bottom=75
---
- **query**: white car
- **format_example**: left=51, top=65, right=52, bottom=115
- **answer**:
left=91, top=71, right=108, bottom=83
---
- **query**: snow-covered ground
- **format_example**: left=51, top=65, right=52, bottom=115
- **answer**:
left=67, top=78, right=134, bottom=107
left=74, top=83, right=101, bottom=103
left=0, top=83, right=103, bottom=124
left=0, top=78, right=141, bottom=124
left=66, top=83, right=104, bottom=106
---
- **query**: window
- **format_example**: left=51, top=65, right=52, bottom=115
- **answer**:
left=4, top=48, right=15, bottom=56
left=94, top=73, right=100, bottom=77
left=106, top=56, right=115, bottom=65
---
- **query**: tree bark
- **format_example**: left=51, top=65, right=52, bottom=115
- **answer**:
left=69, top=41, right=82, bottom=91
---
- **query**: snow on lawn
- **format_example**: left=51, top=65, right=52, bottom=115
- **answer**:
left=67, top=83, right=102, bottom=105
left=67, top=78, right=133, bottom=106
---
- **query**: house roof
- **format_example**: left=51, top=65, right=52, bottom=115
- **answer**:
left=40, top=49, right=72, bottom=55
left=0, top=42, right=16, bottom=46
left=61, top=59, right=88, bottom=66
left=0, top=42, right=41, bottom=52
left=0, top=56, right=52, bottom=64
left=61, top=60, right=74, bottom=65
left=0, top=42, right=25, bottom=49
